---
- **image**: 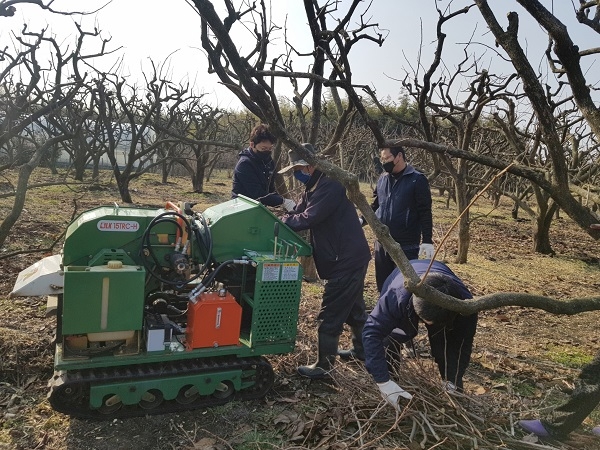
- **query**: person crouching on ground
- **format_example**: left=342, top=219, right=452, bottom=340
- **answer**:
left=363, top=259, right=478, bottom=411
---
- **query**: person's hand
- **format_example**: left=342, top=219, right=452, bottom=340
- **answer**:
left=377, top=380, right=413, bottom=412
left=282, top=198, right=296, bottom=212
left=419, top=243, right=434, bottom=259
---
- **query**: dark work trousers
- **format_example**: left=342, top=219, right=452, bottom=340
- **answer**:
left=317, top=265, right=368, bottom=338
left=424, top=312, right=478, bottom=390
left=544, top=351, right=600, bottom=436
left=374, top=240, right=419, bottom=292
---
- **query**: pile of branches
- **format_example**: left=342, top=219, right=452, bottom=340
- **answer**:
left=330, top=357, right=578, bottom=450
left=268, top=349, right=592, bottom=450
left=262, top=294, right=596, bottom=449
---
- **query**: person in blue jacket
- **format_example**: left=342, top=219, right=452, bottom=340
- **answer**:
left=232, top=124, right=295, bottom=211
left=363, top=259, right=478, bottom=411
left=372, top=143, right=434, bottom=291
left=280, top=144, right=371, bottom=379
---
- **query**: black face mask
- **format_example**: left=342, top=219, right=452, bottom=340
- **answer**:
left=382, top=161, right=396, bottom=174
left=256, top=151, right=272, bottom=161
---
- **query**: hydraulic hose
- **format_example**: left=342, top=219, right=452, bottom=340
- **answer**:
left=141, top=211, right=192, bottom=288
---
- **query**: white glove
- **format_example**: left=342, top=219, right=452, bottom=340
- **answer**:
left=282, top=198, right=296, bottom=212
left=419, top=243, right=435, bottom=259
left=377, top=380, right=413, bottom=412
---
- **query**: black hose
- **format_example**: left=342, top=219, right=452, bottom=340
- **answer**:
left=140, top=211, right=191, bottom=287
left=198, top=259, right=238, bottom=291
left=173, top=212, right=214, bottom=290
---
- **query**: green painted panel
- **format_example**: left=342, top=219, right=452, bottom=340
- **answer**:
left=202, top=195, right=311, bottom=261
left=63, top=206, right=160, bottom=267
left=62, top=265, right=146, bottom=335
left=245, top=256, right=303, bottom=350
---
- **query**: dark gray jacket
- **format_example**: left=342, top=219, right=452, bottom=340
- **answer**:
left=283, top=170, right=370, bottom=280
left=231, top=148, right=283, bottom=207
left=363, top=259, right=476, bottom=383
left=372, top=164, right=433, bottom=250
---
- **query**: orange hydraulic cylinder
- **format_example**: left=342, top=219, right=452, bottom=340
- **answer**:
left=186, top=291, right=242, bottom=349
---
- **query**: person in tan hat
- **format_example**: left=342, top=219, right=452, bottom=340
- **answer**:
left=279, top=144, right=371, bottom=379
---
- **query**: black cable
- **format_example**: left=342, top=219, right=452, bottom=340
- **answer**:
left=198, top=259, right=238, bottom=290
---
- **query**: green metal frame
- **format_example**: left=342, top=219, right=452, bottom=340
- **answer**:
left=89, top=369, right=243, bottom=407
left=201, top=195, right=312, bottom=261
left=56, top=196, right=312, bottom=372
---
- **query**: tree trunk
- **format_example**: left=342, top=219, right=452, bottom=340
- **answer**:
left=48, top=152, right=58, bottom=174
left=511, top=200, right=519, bottom=220
left=455, top=212, right=471, bottom=264
left=0, top=137, right=68, bottom=247
left=74, top=151, right=86, bottom=181
left=161, top=160, right=169, bottom=184
left=117, top=177, right=133, bottom=203
left=533, top=216, right=554, bottom=254
left=194, top=165, right=206, bottom=193
left=0, top=161, right=33, bottom=248
left=533, top=200, right=559, bottom=255
left=300, top=256, right=318, bottom=282
left=454, top=174, right=471, bottom=264
left=297, top=229, right=317, bottom=281
left=91, top=156, right=100, bottom=180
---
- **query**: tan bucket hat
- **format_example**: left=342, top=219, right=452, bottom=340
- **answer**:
left=278, top=143, right=315, bottom=174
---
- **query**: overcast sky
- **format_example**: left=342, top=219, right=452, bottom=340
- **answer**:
left=4, top=0, right=597, bottom=111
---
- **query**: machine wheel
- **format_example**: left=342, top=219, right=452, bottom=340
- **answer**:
left=98, top=394, right=123, bottom=415
left=212, top=381, right=234, bottom=400
left=176, top=385, right=199, bottom=404
left=138, top=389, right=164, bottom=410
left=55, top=383, right=85, bottom=407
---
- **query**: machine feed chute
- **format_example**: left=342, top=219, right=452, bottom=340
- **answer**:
left=200, top=195, right=311, bottom=261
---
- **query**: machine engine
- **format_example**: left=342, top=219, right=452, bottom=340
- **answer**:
left=11, top=196, right=311, bottom=418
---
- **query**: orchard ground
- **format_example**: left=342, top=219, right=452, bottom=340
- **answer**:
left=1, top=169, right=599, bottom=450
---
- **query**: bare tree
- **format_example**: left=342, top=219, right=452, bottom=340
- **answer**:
left=471, top=0, right=600, bottom=237
left=188, top=0, right=600, bottom=316
left=0, top=24, right=103, bottom=247
left=94, top=62, right=192, bottom=203
left=165, top=99, right=238, bottom=192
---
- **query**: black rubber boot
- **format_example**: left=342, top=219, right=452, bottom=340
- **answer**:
left=338, top=324, right=365, bottom=361
left=298, top=333, right=339, bottom=379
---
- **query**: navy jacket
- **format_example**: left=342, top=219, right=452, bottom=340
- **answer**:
left=363, top=259, right=473, bottom=383
left=231, top=148, right=284, bottom=207
left=372, top=164, right=433, bottom=251
left=283, top=170, right=371, bottom=280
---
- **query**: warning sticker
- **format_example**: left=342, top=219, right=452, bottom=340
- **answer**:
left=281, top=263, right=300, bottom=281
left=262, top=263, right=281, bottom=282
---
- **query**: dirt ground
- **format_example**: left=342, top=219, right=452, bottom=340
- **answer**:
left=1, top=170, right=600, bottom=450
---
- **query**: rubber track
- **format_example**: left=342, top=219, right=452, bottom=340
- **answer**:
left=48, top=355, right=274, bottom=419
